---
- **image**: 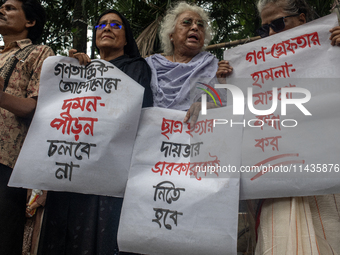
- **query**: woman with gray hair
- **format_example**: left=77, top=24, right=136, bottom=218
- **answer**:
left=146, top=1, right=232, bottom=112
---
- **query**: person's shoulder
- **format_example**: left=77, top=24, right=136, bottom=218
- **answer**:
left=192, top=51, right=218, bottom=64
left=34, top=44, right=51, bottom=50
left=199, top=51, right=217, bottom=59
left=13, top=39, right=54, bottom=58
left=145, top=53, right=164, bottom=61
left=34, top=44, right=54, bottom=56
left=23, top=44, right=54, bottom=67
left=145, top=54, right=169, bottom=68
left=120, top=55, right=149, bottom=66
left=17, top=39, right=55, bottom=57
left=129, top=56, right=151, bottom=70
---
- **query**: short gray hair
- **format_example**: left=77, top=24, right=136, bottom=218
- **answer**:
left=159, top=1, right=212, bottom=55
left=257, top=0, right=314, bottom=22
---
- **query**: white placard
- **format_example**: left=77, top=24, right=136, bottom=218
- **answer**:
left=9, top=56, right=144, bottom=197
left=223, top=14, right=340, bottom=199
left=118, top=107, right=242, bottom=255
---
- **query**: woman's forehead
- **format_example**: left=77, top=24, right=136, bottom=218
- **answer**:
left=99, top=13, right=123, bottom=23
left=261, top=3, right=286, bottom=23
left=177, top=10, right=202, bottom=20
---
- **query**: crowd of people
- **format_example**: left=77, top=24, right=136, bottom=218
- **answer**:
left=0, top=0, right=339, bottom=254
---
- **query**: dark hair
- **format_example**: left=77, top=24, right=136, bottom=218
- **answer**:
left=19, top=0, right=47, bottom=43
left=257, top=0, right=314, bottom=22
left=94, top=9, right=140, bottom=58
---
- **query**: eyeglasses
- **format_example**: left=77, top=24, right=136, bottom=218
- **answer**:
left=180, top=18, right=206, bottom=29
left=95, top=22, right=123, bottom=30
left=256, top=14, right=300, bottom=38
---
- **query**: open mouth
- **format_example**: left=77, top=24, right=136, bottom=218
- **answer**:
left=188, top=34, right=199, bottom=41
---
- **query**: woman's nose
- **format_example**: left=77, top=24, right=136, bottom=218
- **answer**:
left=190, top=22, right=199, bottom=31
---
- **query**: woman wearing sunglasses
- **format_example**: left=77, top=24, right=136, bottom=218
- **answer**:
left=37, top=10, right=152, bottom=255
left=217, top=0, right=340, bottom=80
left=251, top=1, right=340, bottom=255
left=256, top=0, right=314, bottom=38
left=217, top=0, right=340, bottom=254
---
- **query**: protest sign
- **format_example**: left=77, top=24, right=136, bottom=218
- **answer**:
left=118, top=107, right=242, bottom=255
left=9, top=56, right=144, bottom=197
left=223, top=14, right=340, bottom=199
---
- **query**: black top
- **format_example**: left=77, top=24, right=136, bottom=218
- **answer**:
left=109, top=55, right=153, bottom=108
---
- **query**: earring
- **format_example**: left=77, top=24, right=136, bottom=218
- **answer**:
left=171, top=38, right=173, bottom=41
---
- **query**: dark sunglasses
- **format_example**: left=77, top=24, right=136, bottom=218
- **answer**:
left=256, top=14, right=300, bottom=38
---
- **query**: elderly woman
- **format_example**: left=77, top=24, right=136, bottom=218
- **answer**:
left=217, top=0, right=340, bottom=254
left=217, top=1, right=340, bottom=79
left=146, top=1, right=232, bottom=114
left=37, top=10, right=152, bottom=255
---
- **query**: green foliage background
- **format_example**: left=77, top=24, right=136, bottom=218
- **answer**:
left=31, top=0, right=336, bottom=57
